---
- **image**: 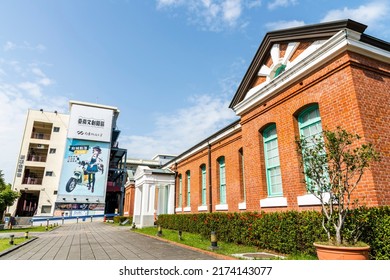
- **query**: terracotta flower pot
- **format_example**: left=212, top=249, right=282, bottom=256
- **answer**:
left=314, top=242, right=370, bottom=260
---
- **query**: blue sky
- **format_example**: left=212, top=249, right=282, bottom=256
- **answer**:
left=1, top=0, right=389, bottom=183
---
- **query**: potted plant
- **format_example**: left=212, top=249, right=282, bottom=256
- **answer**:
left=296, top=127, right=380, bottom=260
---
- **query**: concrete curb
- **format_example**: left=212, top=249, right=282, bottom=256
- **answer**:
left=0, top=236, right=38, bottom=257
left=132, top=230, right=238, bottom=260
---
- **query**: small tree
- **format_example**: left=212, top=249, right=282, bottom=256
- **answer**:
left=0, top=170, right=19, bottom=222
left=296, top=127, right=380, bottom=246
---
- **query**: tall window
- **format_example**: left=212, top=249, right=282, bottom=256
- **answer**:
left=239, top=148, right=246, bottom=202
left=298, top=104, right=324, bottom=190
left=218, top=157, right=226, bottom=204
left=298, top=105, right=322, bottom=140
left=200, top=165, right=207, bottom=206
left=186, top=171, right=191, bottom=207
left=263, top=124, right=283, bottom=196
left=178, top=174, right=182, bottom=208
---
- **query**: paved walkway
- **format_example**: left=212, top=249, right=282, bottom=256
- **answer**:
left=0, top=222, right=224, bottom=260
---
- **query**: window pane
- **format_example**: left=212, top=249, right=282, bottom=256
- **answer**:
left=263, top=125, right=283, bottom=197
left=201, top=166, right=206, bottom=205
left=298, top=105, right=327, bottom=192
left=219, top=158, right=226, bottom=204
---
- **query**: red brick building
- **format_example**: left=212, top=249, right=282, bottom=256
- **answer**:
left=167, top=19, right=390, bottom=214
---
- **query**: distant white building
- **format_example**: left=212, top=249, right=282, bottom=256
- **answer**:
left=8, top=101, right=127, bottom=219
left=152, top=154, right=176, bottom=166
left=132, top=166, right=175, bottom=228
left=123, top=155, right=177, bottom=228
left=9, top=109, right=69, bottom=217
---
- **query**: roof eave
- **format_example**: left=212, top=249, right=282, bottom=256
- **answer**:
left=229, top=19, right=368, bottom=109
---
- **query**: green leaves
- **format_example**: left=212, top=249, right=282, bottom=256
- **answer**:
left=0, top=170, right=19, bottom=222
left=296, top=127, right=380, bottom=245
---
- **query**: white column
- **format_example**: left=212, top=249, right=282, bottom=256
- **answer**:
left=132, top=186, right=142, bottom=226
left=167, top=183, right=175, bottom=214
left=140, top=183, right=149, bottom=228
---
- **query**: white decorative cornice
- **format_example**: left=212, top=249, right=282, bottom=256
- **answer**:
left=233, top=28, right=389, bottom=116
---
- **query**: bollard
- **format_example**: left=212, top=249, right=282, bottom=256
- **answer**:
left=178, top=230, right=183, bottom=241
left=157, top=225, right=163, bottom=237
left=62, top=217, right=65, bottom=225
left=209, top=231, right=219, bottom=250
left=9, top=234, right=15, bottom=245
left=90, top=216, right=93, bottom=222
left=25, top=231, right=29, bottom=239
left=77, top=217, right=79, bottom=223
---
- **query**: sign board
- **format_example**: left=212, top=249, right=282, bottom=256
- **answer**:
left=67, top=104, right=113, bottom=142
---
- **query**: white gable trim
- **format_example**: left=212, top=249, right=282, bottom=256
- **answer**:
left=233, top=29, right=389, bottom=116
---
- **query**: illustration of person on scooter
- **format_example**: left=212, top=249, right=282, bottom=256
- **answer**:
left=65, top=144, right=106, bottom=194
left=85, top=146, right=104, bottom=193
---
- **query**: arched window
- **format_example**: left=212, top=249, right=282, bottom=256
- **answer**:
left=218, top=157, right=226, bottom=204
left=239, top=148, right=246, bottom=202
left=298, top=104, right=322, bottom=140
left=178, top=174, right=182, bottom=208
left=186, top=170, right=191, bottom=207
left=263, top=124, right=283, bottom=197
left=298, top=104, right=325, bottom=190
left=200, top=164, right=207, bottom=206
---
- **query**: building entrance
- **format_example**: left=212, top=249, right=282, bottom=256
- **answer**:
left=15, top=191, right=40, bottom=216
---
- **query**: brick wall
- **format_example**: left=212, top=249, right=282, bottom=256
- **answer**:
left=171, top=50, right=389, bottom=214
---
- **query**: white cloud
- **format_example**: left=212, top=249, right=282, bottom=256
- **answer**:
left=223, top=0, right=242, bottom=23
left=2, top=41, right=46, bottom=52
left=321, top=1, right=389, bottom=28
left=3, top=41, right=16, bottom=51
left=18, top=81, right=43, bottom=98
left=265, top=20, right=305, bottom=31
left=121, top=94, right=237, bottom=160
left=156, top=0, right=184, bottom=8
left=267, top=0, right=298, bottom=10
left=246, top=0, right=262, bottom=8
left=320, top=1, right=390, bottom=39
left=156, top=0, right=261, bottom=31
left=16, top=67, right=54, bottom=97
left=0, top=61, right=67, bottom=183
left=119, top=57, right=244, bottom=160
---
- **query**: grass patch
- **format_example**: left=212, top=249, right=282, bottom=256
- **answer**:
left=0, top=226, right=49, bottom=233
left=0, top=225, right=58, bottom=253
left=133, top=227, right=291, bottom=259
left=283, top=253, right=318, bottom=260
left=0, top=237, right=29, bottom=252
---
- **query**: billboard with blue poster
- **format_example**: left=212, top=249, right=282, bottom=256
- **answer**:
left=56, top=138, right=110, bottom=202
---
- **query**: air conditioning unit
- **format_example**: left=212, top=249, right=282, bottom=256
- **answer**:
left=37, top=144, right=45, bottom=149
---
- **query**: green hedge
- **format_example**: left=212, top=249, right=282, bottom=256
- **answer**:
left=157, top=206, right=390, bottom=259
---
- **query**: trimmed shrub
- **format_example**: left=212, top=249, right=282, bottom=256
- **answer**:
left=157, top=206, right=390, bottom=259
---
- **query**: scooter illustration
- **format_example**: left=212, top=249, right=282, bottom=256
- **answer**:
left=65, top=159, right=104, bottom=193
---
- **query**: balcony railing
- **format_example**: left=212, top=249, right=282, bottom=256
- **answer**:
left=27, top=154, right=47, bottom=162
left=22, top=177, right=43, bottom=185
left=31, top=132, right=51, bottom=140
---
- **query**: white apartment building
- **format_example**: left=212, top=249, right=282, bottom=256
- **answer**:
left=9, top=100, right=126, bottom=219
left=9, top=109, right=69, bottom=217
